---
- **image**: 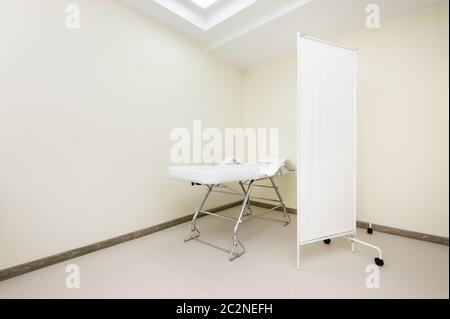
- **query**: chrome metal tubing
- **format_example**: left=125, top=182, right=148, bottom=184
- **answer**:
left=238, top=181, right=253, bottom=217
left=211, top=190, right=244, bottom=197
left=270, top=177, right=290, bottom=226
left=248, top=196, right=281, bottom=203
left=251, top=184, right=276, bottom=188
left=198, top=210, right=238, bottom=222
left=183, top=175, right=290, bottom=261
left=229, top=180, right=254, bottom=261
left=240, top=204, right=282, bottom=224
left=184, top=185, right=212, bottom=242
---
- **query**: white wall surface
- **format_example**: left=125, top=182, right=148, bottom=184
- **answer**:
left=243, top=2, right=449, bottom=237
left=0, top=0, right=243, bottom=269
left=243, top=57, right=297, bottom=208
left=1, top=0, right=448, bottom=271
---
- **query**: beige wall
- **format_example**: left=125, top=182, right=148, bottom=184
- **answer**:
left=0, top=0, right=243, bottom=269
left=243, top=58, right=298, bottom=208
left=1, top=0, right=448, bottom=271
left=243, top=2, right=449, bottom=237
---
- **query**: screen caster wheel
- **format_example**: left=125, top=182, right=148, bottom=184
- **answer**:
left=374, top=257, right=384, bottom=267
left=367, top=227, right=373, bottom=234
left=323, top=239, right=331, bottom=245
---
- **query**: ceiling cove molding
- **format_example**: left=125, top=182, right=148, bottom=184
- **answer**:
left=190, top=0, right=221, bottom=10
left=203, top=0, right=260, bottom=30
left=207, top=0, right=312, bottom=50
left=152, top=0, right=260, bottom=31
left=120, top=0, right=445, bottom=68
left=152, top=0, right=205, bottom=29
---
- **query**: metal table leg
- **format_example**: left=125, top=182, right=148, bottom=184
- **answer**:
left=184, top=185, right=213, bottom=242
left=269, top=177, right=290, bottom=226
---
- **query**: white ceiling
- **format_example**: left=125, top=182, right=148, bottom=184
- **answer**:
left=149, top=0, right=261, bottom=30
left=119, top=0, right=445, bottom=69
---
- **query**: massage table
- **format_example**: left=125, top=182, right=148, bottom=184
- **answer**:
left=169, top=158, right=296, bottom=261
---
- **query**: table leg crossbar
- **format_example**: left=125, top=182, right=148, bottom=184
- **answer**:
left=184, top=177, right=290, bottom=261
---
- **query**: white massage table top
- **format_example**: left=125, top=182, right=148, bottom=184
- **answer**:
left=169, top=158, right=296, bottom=185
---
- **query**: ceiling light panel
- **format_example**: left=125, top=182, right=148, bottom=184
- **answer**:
left=190, top=0, right=220, bottom=10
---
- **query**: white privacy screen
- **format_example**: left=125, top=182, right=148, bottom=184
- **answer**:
left=297, top=36, right=357, bottom=244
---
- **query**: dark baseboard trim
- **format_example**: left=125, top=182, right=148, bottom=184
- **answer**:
left=0, top=201, right=242, bottom=282
left=250, top=200, right=297, bottom=214
left=251, top=200, right=449, bottom=246
left=2, top=200, right=447, bottom=282
left=356, top=221, right=449, bottom=246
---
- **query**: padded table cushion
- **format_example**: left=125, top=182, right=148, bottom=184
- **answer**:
left=169, top=163, right=276, bottom=185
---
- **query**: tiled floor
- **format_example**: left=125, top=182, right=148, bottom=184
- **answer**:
left=0, top=207, right=448, bottom=299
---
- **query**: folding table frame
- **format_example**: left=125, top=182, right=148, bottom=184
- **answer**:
left=184, top=176, right=290, bottom=261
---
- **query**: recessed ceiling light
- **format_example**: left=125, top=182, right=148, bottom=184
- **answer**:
left=190, top=0, right=220, bottom=10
